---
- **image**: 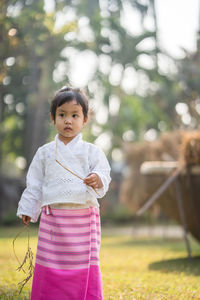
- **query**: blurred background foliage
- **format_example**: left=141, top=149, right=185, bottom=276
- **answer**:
left=1, top=0, right=200, bottom=224
left=1, top=0, right=200, bottom=174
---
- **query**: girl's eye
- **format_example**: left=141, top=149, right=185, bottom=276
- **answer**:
left=73, top=114, right=78, bottom=118
left=59, top=113, right=64, bottom=117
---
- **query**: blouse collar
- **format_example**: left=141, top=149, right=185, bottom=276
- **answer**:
left=55, top=133, right=82, bottom=149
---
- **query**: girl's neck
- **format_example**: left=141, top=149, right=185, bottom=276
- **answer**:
left=57, top=133, right=81, bottom=145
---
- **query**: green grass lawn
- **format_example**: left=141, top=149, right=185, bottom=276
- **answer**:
left=0, top=226, right=200, bottom=299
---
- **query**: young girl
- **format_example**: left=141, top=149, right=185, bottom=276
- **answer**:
left=17, top=86, right=111, bottom=300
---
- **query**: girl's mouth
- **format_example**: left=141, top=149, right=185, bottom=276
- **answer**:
left=64, top=127, right=72, bottom=131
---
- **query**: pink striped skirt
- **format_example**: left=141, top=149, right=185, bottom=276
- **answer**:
left=31, top=206, right=103, bottom=300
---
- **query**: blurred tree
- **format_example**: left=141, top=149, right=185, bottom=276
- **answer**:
left=1, top=0, right=198, bottom=174
left=60, top=0, right=178, bottom=159
left=0, top=0, right=76, bottom=170
left=175, top=35, right=200, bottom=128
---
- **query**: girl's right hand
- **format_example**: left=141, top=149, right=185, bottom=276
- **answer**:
left=22, top=215, right=31, bottom=226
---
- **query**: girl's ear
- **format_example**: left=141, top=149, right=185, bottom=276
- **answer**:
left=83, top=116, right=88, bottom=126
left=50, top=114, right=55, bottom=124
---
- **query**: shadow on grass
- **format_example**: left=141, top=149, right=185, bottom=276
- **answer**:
left=102, top=236, right=200, bottom=255
left=149, top=256, right=200, bottom=276
left=103, top=237, right=187, bottom=248
left=0, top=226, right=39, bottom=239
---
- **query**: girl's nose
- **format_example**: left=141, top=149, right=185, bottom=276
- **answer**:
left=64, top=117, right=72, bottom=124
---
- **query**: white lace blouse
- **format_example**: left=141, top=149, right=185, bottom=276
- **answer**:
left=17, top=133, right=111, bottom=222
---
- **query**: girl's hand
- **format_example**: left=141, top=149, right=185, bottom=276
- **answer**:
left=22, top=215, right=31, bottom=226
left=84, top=173, right=103, bottom=189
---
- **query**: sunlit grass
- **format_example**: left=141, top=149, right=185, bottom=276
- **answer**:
left=0, top=226, right=200, bottom=299
left=101, top=235, right=200, bottom=299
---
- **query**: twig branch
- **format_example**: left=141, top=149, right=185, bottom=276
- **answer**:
left=12, top=226, right=34, bottom=294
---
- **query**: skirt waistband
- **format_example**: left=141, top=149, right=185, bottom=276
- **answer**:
left=43, top=205, right=99, bottom=216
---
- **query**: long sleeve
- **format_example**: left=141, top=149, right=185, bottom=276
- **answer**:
left=87, top=146, right=111, bottom=198
left=17, top=148, right=44, bottom=222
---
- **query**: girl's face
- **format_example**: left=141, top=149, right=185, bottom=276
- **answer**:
left=52, top=99, right=88, bottom=144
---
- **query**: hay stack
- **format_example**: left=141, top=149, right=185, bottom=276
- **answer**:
left=120, top=130, right=182, bottom=212
left=121, top=130, right=200, bottom=241
left=180, top=131, right=200, bottom=166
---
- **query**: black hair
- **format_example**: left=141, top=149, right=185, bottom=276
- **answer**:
left=50, top=86, right=89, bottom=121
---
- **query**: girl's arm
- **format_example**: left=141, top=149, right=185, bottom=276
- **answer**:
left=17, top=148, right=44, bottom=223
left=86, top=145, right=111, bottom=198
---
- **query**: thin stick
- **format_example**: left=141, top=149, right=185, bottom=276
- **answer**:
left=56, top=140, right=101, bottom=196
left=56, top=159, right=84, bottom=181
left=12, top=225, right=27, bottom=273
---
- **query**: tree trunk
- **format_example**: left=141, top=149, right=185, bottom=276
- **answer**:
left=25, top=55, right=49, bottom=167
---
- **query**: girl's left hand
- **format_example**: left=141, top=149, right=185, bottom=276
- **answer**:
left=84, top=173, right=103, bottom=189
left=22, top=215, right=31, bottom=226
